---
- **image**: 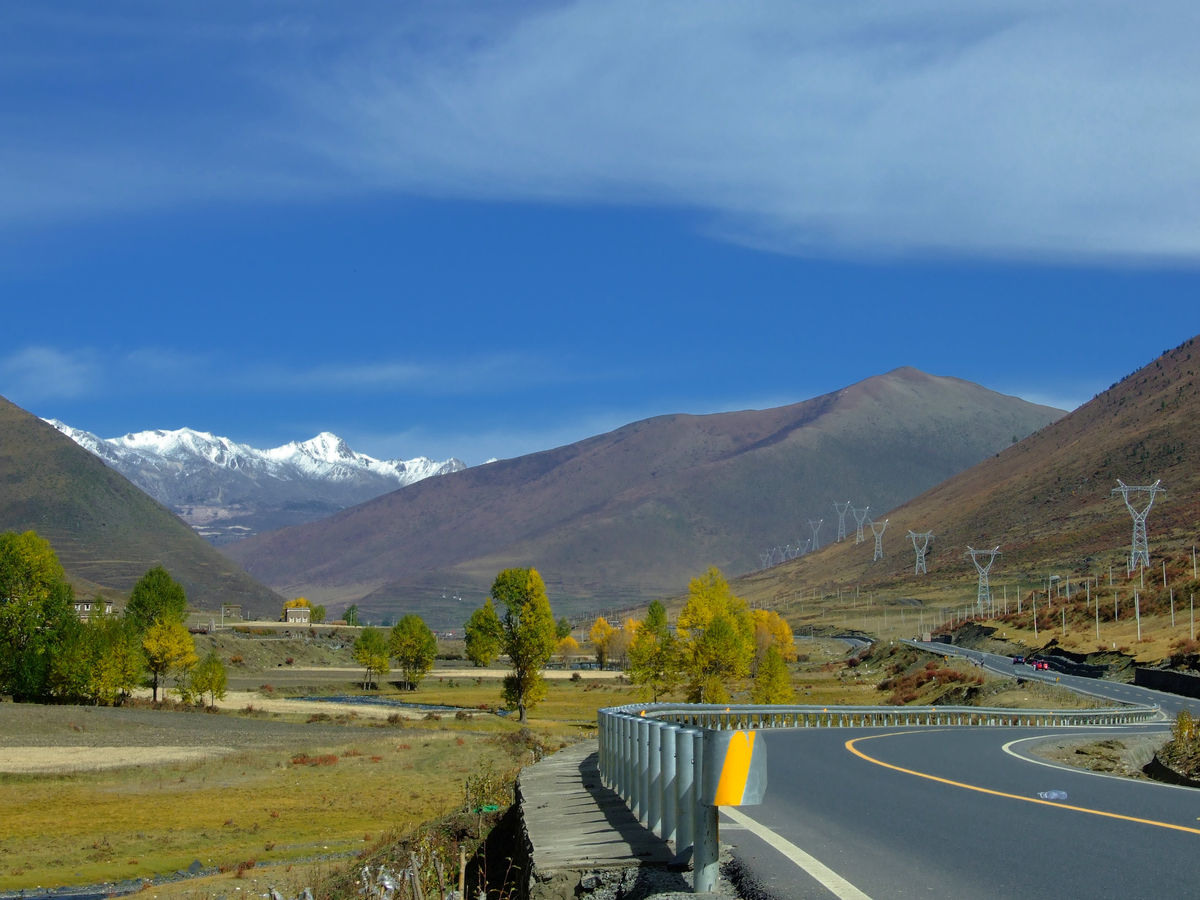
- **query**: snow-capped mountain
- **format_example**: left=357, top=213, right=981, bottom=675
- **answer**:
left=44, top=421, right=466, bottom=544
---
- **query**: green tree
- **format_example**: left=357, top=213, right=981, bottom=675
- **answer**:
left=628, top=600, right=681, bottom=701
left=343, top=604, right=361, bottom=627
left=46, top=615, right=91, bottom=703
left=491, top=567, right=556, bottom=723
left=0, top=531, right=76, bottom=701
left=677, top=567, right=754, bottom=702
left=311, top=604, right=327, bottom=624
left=187, top=651, right=228, bottom=708
left=353, top=625, right=390, bottom=689
left=464, top=598, right=503, bottom=667
left=125, top=565, right=187, bottom=634
left=142, top=620, right=198, bottom=702
left=556, top=617, right=573, bottom=639
left=750, top=645, right=795, bottom=704
left=88, top=615, right=142, bottom=705
left=390, top=614, right=438, bottom=690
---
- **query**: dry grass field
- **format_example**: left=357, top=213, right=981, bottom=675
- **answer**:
left=0, top=633, right=1107, bottom=898
left=0, top=700, right=528, bottom=896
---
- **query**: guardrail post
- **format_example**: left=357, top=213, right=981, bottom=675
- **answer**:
left=648, top=722, right=662, bottom=836
left=620, top=714, right=634, bottom=802
left=675, top=727, right=697, bottom=858
left=693, top=734, right=719, bottom=893
left=636, top=716, right=651, bottom=825
left=598, top=710, right=610, bottom=786
left=661, top=724, right=678, bottom=844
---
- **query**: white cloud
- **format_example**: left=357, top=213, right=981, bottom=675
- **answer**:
left=0, top=346, right=100, bottom=403
left=290, top=0, right=1200, bottom=262
left=4, top=1, right=1200, bottom=260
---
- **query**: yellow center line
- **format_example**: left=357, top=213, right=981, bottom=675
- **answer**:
left=845, top=731, right=1200, bottom=836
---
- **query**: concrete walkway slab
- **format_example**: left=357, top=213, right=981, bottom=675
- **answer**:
left=519, top=740, right=674, bottom=873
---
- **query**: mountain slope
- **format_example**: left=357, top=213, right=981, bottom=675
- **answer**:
left=733, top=335, right=1200, bottom=607
left=223, top=368, right=1063, bottom=627
left=0, top=396, right=282, bottom=615
left=44, top=422, right=465, bottom=544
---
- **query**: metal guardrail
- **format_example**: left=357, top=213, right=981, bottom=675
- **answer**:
left=596, top=698, right=1160, bottom=891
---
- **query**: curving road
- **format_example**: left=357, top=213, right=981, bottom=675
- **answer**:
left=722, top=647, right=1200, bottom=899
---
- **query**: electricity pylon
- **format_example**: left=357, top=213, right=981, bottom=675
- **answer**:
left=833, top=500, right=851, bottom=542
left=908, top=530, right=933, bottom=575
left=967, top=546, right=1001, bottom=614
left=851, top=505, right=870, bottom=544
left=870, top=518, right=888, bottom=561
left=1112, top=479, right=1164, bottom=572
left=808, top=519, right=824, bottom=552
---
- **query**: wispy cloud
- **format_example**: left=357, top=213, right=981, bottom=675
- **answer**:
left=0, top=344, right=567, bottom=404
left=4, top=2, right=1200, bottom=261
left=0, top=346, right=100, bottom=403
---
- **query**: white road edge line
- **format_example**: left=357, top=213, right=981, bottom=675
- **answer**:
left=721, top=807, right=873, bottom=900
left=1000, top=730, right=1200, bottom=792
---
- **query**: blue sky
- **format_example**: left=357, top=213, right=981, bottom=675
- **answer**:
left=3, top=2, right=1199, bottom=466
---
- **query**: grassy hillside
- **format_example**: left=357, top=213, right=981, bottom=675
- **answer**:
left=0, top=395, right=281, bottom=615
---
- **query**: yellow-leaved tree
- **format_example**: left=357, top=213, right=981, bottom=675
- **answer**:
left=142, top=620, right=198, bottom=702
left=589, top=616, right=616, bottom=670
left=555, top=634, right=581, bottom=666
left=751, top=608, right=798, bottom=673
left=677, top=567, right=754, bottom=702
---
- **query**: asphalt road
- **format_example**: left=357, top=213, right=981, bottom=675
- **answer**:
left=722, top=646, right=1200, bottom=899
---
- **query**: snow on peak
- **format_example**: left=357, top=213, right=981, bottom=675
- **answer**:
left=44, top=419, right=465, bottom=486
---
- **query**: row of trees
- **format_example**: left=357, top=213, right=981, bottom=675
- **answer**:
left=351, top=613, right=439, bottom=691
left=0, top=530, right=225, bottom=706
left=460, top=565, right=798, bottom=719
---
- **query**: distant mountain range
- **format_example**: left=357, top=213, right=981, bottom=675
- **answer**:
left=223, top=367, right=1065, bottom=628
left=0, top=397, right=281, bottom=614
left=44, top=422, right=466, bottom=544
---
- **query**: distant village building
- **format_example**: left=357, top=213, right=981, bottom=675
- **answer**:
left=284, top=606, right=311, bottom=624
left=74, top=597, right=115, bottom=621
left=222, top=603, right=243, bottom=621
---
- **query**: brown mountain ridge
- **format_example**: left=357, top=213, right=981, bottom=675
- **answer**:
left=223, top=368, right=1062, bottom=627
left=733, top=335, right=1200, bottom=608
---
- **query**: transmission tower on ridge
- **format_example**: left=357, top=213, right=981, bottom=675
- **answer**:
left=833, top=500, right=851, bottom=542
left=851, top=505, right=870, bottom=544
left=967, top=546, right=1001, bottom=614
left=908, top=530, right=933, bottom=575
left=808, top=519, right=824, bottom=552
left=870, top=518, right=888, bottom=561
left=1112, top=479, right=1164, bottom=572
